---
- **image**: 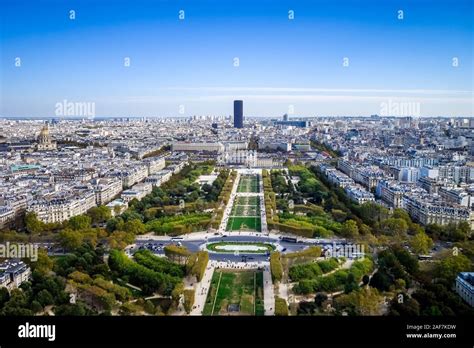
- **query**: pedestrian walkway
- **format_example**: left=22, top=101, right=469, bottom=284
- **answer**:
left=263, top=266, right=275, bottom=315
left=190, top=263, right=215, bottom=316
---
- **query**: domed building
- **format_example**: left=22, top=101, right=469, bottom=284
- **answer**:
left=36, top=124, right=57, bottom=151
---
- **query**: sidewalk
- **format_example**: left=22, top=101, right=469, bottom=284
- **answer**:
left=263, top=265, right=275, bottom=315
left=190, top=263, right=215, bottom=316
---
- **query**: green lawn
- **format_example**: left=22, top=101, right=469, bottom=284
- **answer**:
left=234, top=196, right=259, bottom=205
left=206, top=241, right=275, bottom=253
left=231, top=204, right=260, bottom=217
left=227, top=193, right=261, bottom=232
left=226, top=216, right=262, bottom=232
left=237, top=175, right=260, bottom=193
left=203, top=270, right=264, bottom=316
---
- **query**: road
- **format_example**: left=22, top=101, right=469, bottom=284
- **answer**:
left=132, top=232, right=352, bottom=262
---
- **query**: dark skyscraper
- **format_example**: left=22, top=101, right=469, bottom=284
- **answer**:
left=234, top=100, right=243, bottom=128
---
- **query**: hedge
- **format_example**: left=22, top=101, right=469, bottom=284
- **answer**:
left=92, top=277, right=132, bottom=301
left=134, top=249, right=185, bottom=278
left=189, top=251, right=209, bottom=281
left=283, top=246, right=321, bottom=259
left=270, top=252, right=283, bottom=282
left=294, top=257, right=373, bottom=294
left=164, top=245, right=191, bottom=264
left=317, top=258, right=340, bottom=273
left=183, top=289, right=195, bottom=314
left=274, top=297, right=289, bottom=316
left=108, top=249, right=181, bottom=295
left=289, top=263, right=323, bottom=281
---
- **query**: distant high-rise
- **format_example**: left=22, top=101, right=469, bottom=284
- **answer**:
left=283, top=113, right=289, bottom=121
left=234, top=100, right=243, bottom=128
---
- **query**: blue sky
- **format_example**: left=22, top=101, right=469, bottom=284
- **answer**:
left=1, top=0, right=473, bottom=117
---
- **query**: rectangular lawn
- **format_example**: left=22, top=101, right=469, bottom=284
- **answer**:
left=203, top=270, right=264, bottom=316
left=226, top=216, right=262, bottom=232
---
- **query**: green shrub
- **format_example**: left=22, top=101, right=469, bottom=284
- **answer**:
left=274, top=297, right=289, bottom=316
left=190, top=251, right=209, bottom=281
left=317, top=258, right=339, bottom=273
left=270, top=252, right=283, bottom=282
left=183, top=289, right=195, bottom=314
left=289, top=263, right=322, bottom=281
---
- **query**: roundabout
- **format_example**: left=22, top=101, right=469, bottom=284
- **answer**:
left=206, top=241, right=276, bottom=254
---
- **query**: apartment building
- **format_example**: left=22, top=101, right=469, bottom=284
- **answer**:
left=145, top=157, right=166, bottom=175
left=455, top=272, right=474, bottom=307
left=438, top=186, right=471, bottom=207
left=0, top=207, right=15, bottom=229
left=376, top=180, right=406, bottom=208
left=0, top=260, right=31, bottom=291
left=29, top=191, right=97, bottom=223
left=93, top=178, right=123, bottom=206
left=172, top=141, right=224, bottom=152
left=403, top=194, right=474, bottom=228
left=345, top=185, right=375, bottom=204
left=121, top=182, right=153, bottom=203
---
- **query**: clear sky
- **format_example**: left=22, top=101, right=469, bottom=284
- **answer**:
left=1, top=0, right=473, bottom=118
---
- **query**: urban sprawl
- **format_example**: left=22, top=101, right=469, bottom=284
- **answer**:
left=0, top=102, right=472, bottom=317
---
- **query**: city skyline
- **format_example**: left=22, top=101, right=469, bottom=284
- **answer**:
left=1, top=0, right=473, bottom=118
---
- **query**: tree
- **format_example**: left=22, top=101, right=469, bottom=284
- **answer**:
left=331, top=209, right=347, bottom=222
left=164, top=245, right=190, bottom=264
left=0, top=287, right=10, bottom=307
left=380, top=218, right=408, bottom=237
left=344, top=272, right=359, bottom=293
left=106, top=217, right=124, bottom=233
left=390, top=296, right=420, bottom=316
left=270, top=252, right=283, bottom=282
left=362, top=275, right=370, bottom=286
left=314, top=293, right=328, bottom=307
left=410, top=231, right=433, bottom=255
left=435, top=254, right=472, bottom=284
left=30, top=300, right=43, bottom=314
left=340, top=220, right=359, bottom=238
left=37, top=289, right=54, bottom=307
left=25, top=212, right=44, bottom=234
left=68, top=215, right=92, bottom=231
left=54, top=303, right=88, bottom=316
left=274, top=297, right=289, bottom=316
left=88, top=206, right=111, bottom=224
left=392, top=208, right=411, bottom=224
left=183, top=289, right=195, bottom=314
left=369, top=270, right=392, bottom=291
left=123, top=219, right=146, bottom=235
left=143, top=300, right=155, bottom=314
left=357, top=202, right=389, bottom=226
left=107, top=231, right=135, bottom=250
left=334, top=288, right=383, bottom=315
left=34, top=249, right=54, bottom=275
left=171, top=282, right=184, bottom=304
left=58, top=229, right=84, bottom=250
